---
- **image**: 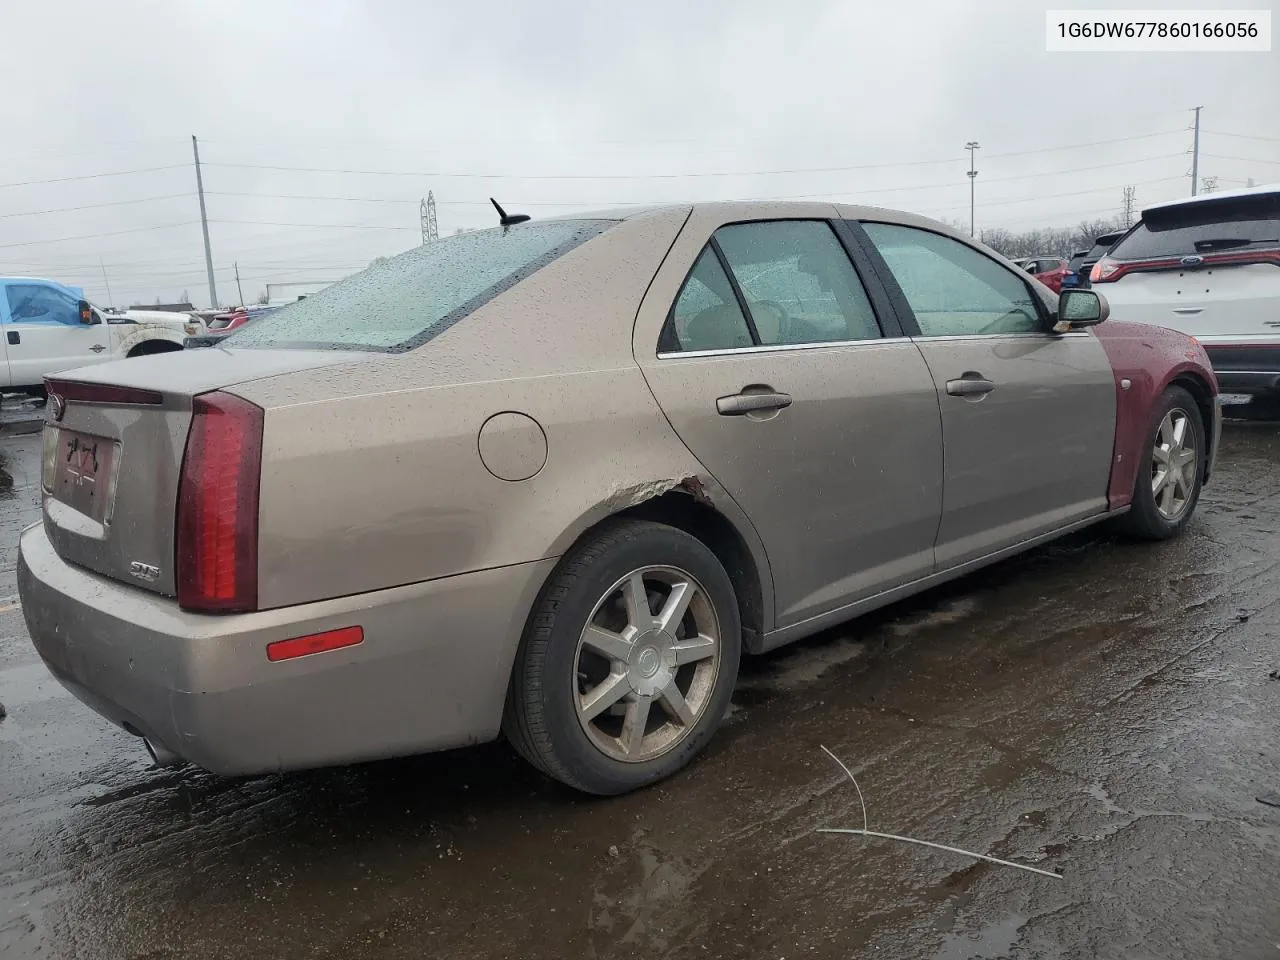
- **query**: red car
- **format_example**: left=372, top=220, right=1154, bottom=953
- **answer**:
left=1020, top=256, right=1072, bottom=293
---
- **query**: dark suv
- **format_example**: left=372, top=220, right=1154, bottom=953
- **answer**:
left=1064, top=232, right=1123, bottom=289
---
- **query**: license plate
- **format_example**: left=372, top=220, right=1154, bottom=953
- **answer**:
left=51, top=430, right=120, bottom=524
left=1219, top=394, right=1252, bottom=406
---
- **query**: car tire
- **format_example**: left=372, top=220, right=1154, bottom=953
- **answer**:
left=1120, top=385, right=1205, bottom=540
left=503, top=519, right=742, bottom=796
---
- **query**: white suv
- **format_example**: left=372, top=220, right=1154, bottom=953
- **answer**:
left=1091, top=184, right=1280, bottom=417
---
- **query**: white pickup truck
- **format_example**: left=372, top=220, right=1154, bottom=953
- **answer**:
left=1, top=277, right=202, bottom=396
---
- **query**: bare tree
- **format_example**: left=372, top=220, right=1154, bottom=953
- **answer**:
left=980, top=216, right=1125, bottom=260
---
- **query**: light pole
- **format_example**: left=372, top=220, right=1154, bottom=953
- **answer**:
left=965, top=141, right=981, bottom=238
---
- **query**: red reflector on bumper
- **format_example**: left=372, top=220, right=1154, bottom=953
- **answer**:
left=267, top=626, right=363, bottom=662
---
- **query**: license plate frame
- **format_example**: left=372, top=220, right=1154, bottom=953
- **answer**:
left=50, top=430, right=121, bottom=525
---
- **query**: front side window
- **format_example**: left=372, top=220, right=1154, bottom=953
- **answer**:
left=861, top=223, right=1043, bottom=337
left=227, top=219, right=612, bottom=352
left=715, top=220, right=881, bottom=345
left=5, top=284, right=79, bottom=325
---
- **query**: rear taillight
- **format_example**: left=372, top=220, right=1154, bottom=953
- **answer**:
left=1090, top=257, right=1121, bottom=283
left=176, top=391, right=263, bottom=613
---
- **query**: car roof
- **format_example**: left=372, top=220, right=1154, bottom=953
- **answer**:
left=547, top=200, right=969, bottom=233
left=1142, top=182, right=1280, bottom=218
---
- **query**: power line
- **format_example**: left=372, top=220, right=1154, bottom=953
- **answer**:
left=208, top=218, right=417, bottom=231
left=0, top=193, right=193, bottom=220
left=1201, top=153, right=1280, bottom=166
left=195, top=128, right=1181, bottom=156
left=200, top=149, right=1184, bottom=183
left=0, top=222, right=197, bottom=250
left=1205, top=130, right=1280, bottom=144
left=0, top=164, right=188, bottom=190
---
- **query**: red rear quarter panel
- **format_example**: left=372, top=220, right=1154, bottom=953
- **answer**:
left=1092, top=320, right=1219, bottom=510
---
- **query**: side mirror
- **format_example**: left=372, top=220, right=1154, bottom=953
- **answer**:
left=77, top=300, right=98, bottom=325
left=1053, top=289, right=1109, bottom=333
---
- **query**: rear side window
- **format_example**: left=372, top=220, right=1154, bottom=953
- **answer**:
left=715, top=220, right=881, bottom=345
left=664, top=248, right=755, bottom=352
left=660, top=220, right=883, bottom=353
left=228, top=220, right=612, bottom=352
left=1112, top=201, right=1280, bottom=260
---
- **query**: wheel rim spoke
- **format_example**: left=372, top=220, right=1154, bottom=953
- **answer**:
left=1160, top=479, right=1177, bottom=513
left=620, top=694, right=652, bottom=757
left=581, top=624, right=633, bottom=665
left=658, top=680, right=697, bottom=726
left=580, top=672, right=630, bottom=721
left=655, top=581, right=695, bottom=633
left=622, top=572, right=654, bottom=631
left=672, top=634, right=717, bottom=666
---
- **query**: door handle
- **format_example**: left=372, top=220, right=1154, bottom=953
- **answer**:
left=1172, top=307, right=1203, bottom=315
left=5, top=331, right=18, bottom=346
left=716, top=391, right=793, bottom=416
left=945, top=377, right=996, bottom=397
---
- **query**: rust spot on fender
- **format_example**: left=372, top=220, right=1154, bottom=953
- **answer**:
left=678, top=475, right=713, bottom=506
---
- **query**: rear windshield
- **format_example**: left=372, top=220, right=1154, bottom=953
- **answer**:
left=227, top=219, right=612, bottom=352
left=1112, top=199, right=1280, bottom=261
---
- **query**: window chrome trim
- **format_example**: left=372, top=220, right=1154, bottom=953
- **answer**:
left=655, top=330, right=1089, bottom=360
left=657, top=336, right=911, bottom=360
left=912, top=331, right=1090, bottom=342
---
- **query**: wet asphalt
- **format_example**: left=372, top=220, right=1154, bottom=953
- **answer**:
left=1, top=423, right=1279, bottom=960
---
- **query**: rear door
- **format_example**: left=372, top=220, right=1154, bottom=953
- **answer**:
left=2, top=283, right=111, bottom=386
left=1095, top=194, right=1280, bottom=342
left=635, top=210, right=943, bottom=629
left=855, top=220, right=1116, bottom=569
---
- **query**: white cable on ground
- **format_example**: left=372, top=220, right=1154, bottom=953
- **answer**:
left=818, top=744, right=1063, bottom=881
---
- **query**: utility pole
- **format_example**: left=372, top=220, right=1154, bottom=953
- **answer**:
left=420, top=191, right=439, bottom=244
left=99, top=256, right=114, bottom=307
left=1122, top=186, right=1136, bottom=227
left=191, top=135, right=218, bottom=309
left=234, top=261, right=245, bottom=308
left=1190, top=106, right=1202, bottom=197
left=965, top=141, right=981, bottom=237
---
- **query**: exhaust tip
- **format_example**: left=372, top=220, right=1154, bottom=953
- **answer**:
left=144, top=738, right=183, bottom=768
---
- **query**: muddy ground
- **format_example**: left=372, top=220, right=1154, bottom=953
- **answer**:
left=2, top=424, right=1278, bottom=960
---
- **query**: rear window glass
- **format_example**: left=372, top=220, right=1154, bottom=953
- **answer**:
left=227, top=220, right=612, bottom=352
left=1113, top=203, right=1280, bottom=260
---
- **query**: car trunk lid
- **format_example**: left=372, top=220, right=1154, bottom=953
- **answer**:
left=41, top=348, right=362, bottom=598
left=1099, top=261, right=1280, bottom=340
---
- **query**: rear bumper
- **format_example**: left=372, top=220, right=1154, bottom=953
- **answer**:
left=1204, top=344, right=1280, bottom=397
left=17, top=521, right=555, bottom=775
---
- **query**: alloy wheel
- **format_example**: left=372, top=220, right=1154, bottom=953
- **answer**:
left=1151, top=408, right=1198, bottom=521
left=573, top=566, right=721, bottom=763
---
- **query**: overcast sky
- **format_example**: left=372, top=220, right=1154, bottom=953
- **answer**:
left=1, top=0, right=1277, bottom=308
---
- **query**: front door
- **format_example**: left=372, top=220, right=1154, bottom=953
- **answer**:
left=857, top=221, right=1117, bottom=569
left=636, top=214, right=944, bottom=629
left=2, top=283, right=110, bottom=388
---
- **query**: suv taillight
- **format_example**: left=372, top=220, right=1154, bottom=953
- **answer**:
left=176, top=391, right=263, bottom=613
left=1090, top=257, right=1121, bottom=283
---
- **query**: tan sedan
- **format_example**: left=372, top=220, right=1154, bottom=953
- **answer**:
left=18, top=202, right=1220, bottom=794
